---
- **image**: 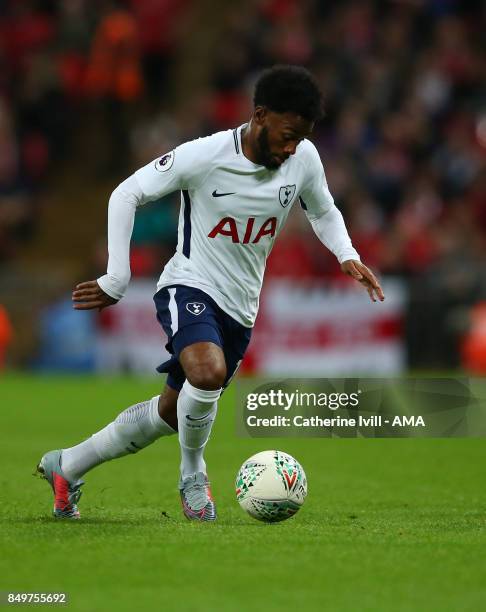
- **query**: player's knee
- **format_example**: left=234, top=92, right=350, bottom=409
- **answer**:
left=186, top=361, right=227, bottom=390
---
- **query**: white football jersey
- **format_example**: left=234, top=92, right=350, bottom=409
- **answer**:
left=133, top=124, right=358, bottom=327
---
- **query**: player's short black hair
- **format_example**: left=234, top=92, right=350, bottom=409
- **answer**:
left=253, top=65, right=323, bottom=122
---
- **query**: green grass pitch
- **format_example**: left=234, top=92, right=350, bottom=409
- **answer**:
left=1, top=374, right=486, bottom=611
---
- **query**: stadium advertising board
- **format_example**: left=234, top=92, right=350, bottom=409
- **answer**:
left=245, top=278, right=406, bottom=375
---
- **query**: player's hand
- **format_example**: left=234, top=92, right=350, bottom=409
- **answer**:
left=340, top=260, right=385, bottom=303
left=72, top=280, right=118, bottom=311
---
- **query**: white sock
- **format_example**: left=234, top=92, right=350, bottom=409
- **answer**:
left=177, top=381, right=221, bottom=479
left=61, top=395, right=175, bottom=481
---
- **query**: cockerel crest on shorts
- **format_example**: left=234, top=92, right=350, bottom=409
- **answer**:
left=186, top=302, right=206, bottom=315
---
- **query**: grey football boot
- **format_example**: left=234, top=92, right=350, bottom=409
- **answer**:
left=179, top=472, right=217, bottom=521
left=36, top=450, right=84, bottom=519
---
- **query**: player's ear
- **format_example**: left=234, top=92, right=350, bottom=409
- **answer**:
left=253, top=106, right=267, bottom=126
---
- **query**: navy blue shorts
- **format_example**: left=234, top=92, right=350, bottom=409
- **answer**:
left=153, top=285, right=252, bottom=392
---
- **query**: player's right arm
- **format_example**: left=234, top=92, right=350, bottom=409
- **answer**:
left=73, top=173, right=145, bottom=310
left=72, top=139, right=209, bottom=311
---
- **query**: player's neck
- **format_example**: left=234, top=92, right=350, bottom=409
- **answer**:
left=241, top=121, right=260, bottom=165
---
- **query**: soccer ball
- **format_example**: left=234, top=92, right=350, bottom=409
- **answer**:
left=235, top=450, right=307, bottom=522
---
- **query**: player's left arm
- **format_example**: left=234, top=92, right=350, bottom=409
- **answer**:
left=299, top=142, right=384, bottom=303
left=340, top=259, right=384, bottom=303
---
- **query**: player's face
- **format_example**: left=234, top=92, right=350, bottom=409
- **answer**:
left=254, top=109, right=314, bottom=170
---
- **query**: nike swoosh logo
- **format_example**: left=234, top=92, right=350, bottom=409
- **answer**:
left=212, top=190, right=236, bottom=197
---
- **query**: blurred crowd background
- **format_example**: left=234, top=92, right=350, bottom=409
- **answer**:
left=0, top=0, right=485, bottom=373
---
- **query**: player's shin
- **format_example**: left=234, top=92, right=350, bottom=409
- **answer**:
left=177, top=381, right=221, bottom=478
left=60, top=395, right=176, bottom=481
